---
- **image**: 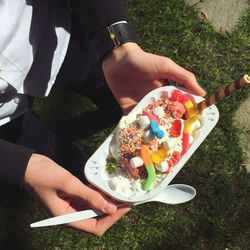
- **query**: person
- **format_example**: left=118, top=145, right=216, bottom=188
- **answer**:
left=0, top=0, right=206, bottom=236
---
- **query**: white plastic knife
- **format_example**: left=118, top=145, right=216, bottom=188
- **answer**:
left=30, top=209, right=103, bottom=228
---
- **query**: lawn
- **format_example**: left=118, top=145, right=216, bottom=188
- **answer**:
left=1, top=0, right=250, bottom=249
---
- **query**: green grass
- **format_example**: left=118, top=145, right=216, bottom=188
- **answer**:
left=1, top=0, right=250, bottom=249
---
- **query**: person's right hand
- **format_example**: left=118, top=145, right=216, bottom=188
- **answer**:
left=102, top=43, right=206, bottom=114
left=24, top=153, right=130, bottom=236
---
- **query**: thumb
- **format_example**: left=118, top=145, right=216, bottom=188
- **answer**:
left=63, top=177, right=117, bottom=214
left=157, top=56, right=206, bottom=96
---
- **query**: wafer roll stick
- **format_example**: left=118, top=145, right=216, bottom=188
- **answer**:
left=197, top=74, right=250, bottom=112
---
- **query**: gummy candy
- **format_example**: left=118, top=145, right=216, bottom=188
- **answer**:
left=121, top=158, right=140, bottom=179
left=184, top=114, right=201, bottom=133
left=181, top=132, right=190, bottom=155
left=151, top=148, right=169, bottom=164
left=140, top=145, right=156, bottom=190
left=184, top=100, right=198, bottom=118
left=171, top=119, right=182, bottom=137
left=150, top=120, right=165, bottom=139
left=170, top=90, right=189, bottom=104
left=142, top=110, right=159, bottom=122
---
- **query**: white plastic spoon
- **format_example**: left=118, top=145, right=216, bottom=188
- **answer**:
left=30, top=184, right=196, bottom=228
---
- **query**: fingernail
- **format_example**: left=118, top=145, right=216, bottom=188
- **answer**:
left=104, top=202, right=117, bottom=213
left=201, top=89, right=206, bottom=96
left=197, top=86, right=206, bottom=96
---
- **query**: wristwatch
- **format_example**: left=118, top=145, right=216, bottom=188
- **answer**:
left=92, top=22, right=138, bottom=61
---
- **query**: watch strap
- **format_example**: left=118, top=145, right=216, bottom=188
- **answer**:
left=92, top=22, right=138, bottom=61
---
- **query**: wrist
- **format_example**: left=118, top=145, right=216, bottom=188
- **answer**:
left=103, top=42, right=141, bottom=64
left=23, top=154, right=53, bottom=191
left=92, top=22, right=139, bottom=62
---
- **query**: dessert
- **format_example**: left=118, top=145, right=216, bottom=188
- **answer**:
left=87, top=75, right=249, bottom=202
left=106, top=89, right=202, bottom=196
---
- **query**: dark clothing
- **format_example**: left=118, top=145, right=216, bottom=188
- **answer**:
left=70, top=0, right=128, bottom=38
left=0, top=2, right=126, bottom=188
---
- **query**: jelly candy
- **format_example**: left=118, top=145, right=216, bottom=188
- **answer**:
left=171, top=119, right=182, bottom=137
left=151, top=148, right=168, bottom=164
left=141, top=145, right=156, bottom=190
left=184, top=100, right=198, bottom=118
left=150, top=120, right=165, bottom=139
left=181, top=132, right=190, bottom=154
left=184, top=114, right=201, bottom=133
left=170, top=90, right=189, bottom=104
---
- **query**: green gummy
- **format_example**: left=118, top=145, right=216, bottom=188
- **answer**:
left=143, top=164, right=156, bottom=190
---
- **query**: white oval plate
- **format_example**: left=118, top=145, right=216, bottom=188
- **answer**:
left=84, top=86, right=219, bottom=204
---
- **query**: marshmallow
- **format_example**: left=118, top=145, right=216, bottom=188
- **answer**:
left=108, top=177, right=120, bottom=191
left=144, top=129, right=155, bottom=142
left=153, top=106, right=165, bottom=117
left=138, top=115, right=150, bottom=130
left=155, top=161, right=169, bottom=172
left=163, top=138, right=178, bottom=150
left=190, top=120, right=202, bottom=132
left=130, top=156, right=144, bottom=168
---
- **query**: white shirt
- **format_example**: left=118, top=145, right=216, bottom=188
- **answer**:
left=0, top=0, right=71, bottom=125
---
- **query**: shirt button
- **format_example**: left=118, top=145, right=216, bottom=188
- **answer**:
left=14, top=97, right=20, bottom=104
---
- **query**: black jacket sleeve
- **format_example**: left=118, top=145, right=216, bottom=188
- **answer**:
left=70, top=0, right=129, bottom=38
left=0, top=139, right=34, bottom=189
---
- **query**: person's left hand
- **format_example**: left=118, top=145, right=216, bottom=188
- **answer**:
left=102, top=43, right=206, bottom=114
left=24, top=154, right=131, bottom=236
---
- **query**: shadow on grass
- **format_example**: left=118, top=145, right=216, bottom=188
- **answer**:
left=0, top=190, right=35, bottom=249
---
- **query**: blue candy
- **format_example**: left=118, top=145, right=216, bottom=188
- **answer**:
left=156, top=130, right=164, bottom=139
left=150, top=121, right=165, bottom=139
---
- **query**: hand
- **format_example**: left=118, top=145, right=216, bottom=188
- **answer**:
left=102, top=43, right=206, bottom=114
left=24, top=154, right=130, bottom=236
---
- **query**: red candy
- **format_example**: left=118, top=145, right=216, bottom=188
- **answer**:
left=169, top=159, right=174, bottom=167
left=171, top=119, right=182, bottom=137
left=164, top=166, right=171, bottom=174
left=170, top=90, right=189, bottom=104
left=171, top=90, right=197, bottom=107
left=120, top=158, right=140, bottom=179
left=170, top=90, right=183, bottom=101
left=181, top=132, right=190, bottom=155
left=173, top=151, right=181, bottom=162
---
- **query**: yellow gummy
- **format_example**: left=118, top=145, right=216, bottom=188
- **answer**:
left=184, top=100, right=198, bottom=118
left=184, top=114, right=201, bottom=133
left=151, top=148, right=169, bottom=164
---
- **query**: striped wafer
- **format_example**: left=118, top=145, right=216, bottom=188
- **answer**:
left=197, top=74, right=250, bottom=112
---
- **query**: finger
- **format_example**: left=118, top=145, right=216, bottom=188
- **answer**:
left=158, top=56, right=206, bottom=96
left=62, top=176, right=117, bottom=214
left=68, top=205, right=131, bottom=236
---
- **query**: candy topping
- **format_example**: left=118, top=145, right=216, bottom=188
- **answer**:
left=106, top=90, right=202, bottom=195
